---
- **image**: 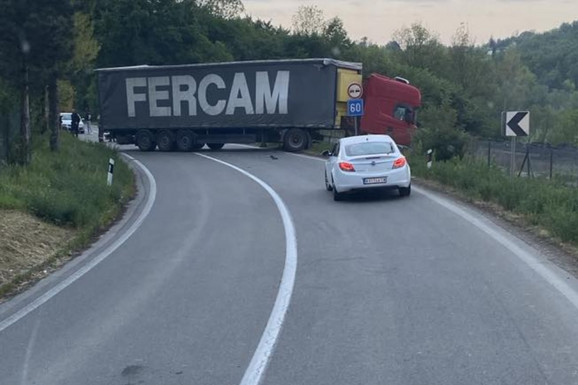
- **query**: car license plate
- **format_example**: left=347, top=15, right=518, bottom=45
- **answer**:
left=363, top=177, right=387, bottom=185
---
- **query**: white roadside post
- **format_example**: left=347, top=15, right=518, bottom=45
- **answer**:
left=107, top=158, right=115, bottom=186
left=427, top=149, right=433, bottom=169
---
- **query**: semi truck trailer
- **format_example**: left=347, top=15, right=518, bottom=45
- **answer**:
left=96, top=58, right=421, bottom=152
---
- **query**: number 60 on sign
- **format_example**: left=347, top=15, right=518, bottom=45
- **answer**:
left=347, top=99, right=364, bottom=117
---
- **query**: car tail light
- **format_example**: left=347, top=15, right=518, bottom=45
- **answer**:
left=339, top=162, right=355, bottom=172
left=393, top=156, right=407, bottom=169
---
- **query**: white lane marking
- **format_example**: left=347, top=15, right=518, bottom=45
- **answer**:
left=19, top=314, right=42, bottom=385
left=413, top=185, right=578, bottom=310
left=288, top=152, right=578, bottom=309
left=195, top=153, right=298, bottom=385
left=0, top=154, right=157, bottom=333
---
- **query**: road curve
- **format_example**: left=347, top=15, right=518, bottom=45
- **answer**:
left=1, top=145, right=578, bottom=385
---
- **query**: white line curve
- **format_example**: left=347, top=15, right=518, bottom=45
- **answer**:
left=195, top=153, right=298, bottom=385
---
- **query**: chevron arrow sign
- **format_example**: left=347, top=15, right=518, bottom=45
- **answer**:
left=505, top=111, right=530, bottom=137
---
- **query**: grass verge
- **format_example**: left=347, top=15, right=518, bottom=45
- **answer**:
left=0, top=133, right=135, bottom=298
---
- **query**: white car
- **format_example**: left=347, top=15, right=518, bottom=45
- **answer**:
left=60, top=112, right=85, bottom=134
left=323, top=135, right=411, bottom=201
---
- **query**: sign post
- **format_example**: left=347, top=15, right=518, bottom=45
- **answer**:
left=346, top=82, right=364, bottom=135
left=503, top=111, right=530, bottom=177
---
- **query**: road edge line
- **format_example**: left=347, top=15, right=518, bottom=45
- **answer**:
left=288, top=152, right=578, bottom=310
left=413, top=185, right=578, bottom=310
left=0, top=154, right=157, bottom=333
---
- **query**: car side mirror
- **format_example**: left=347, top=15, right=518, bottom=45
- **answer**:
left=321, top=150, right=331, bottom=157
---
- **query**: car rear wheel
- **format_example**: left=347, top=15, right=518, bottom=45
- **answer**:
left=399, top=184, right=411, bottom=197
left=332, top=178, right=344, bottom=201
left=333, top=187, right=344, bottom=201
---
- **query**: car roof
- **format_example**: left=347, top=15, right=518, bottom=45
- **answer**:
left=339, top=134, right=395, bottom=145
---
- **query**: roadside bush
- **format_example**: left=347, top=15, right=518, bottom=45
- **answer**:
left=415, top=126, right=470, bottom=161
left=0, top=134, right=134, bottom=230
left=410, top=153, right=578, bottom=245
left=414, top=103, right=470, bottom=161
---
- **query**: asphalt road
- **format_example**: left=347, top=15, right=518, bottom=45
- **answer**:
left=1, top=145, right=578, bottom=385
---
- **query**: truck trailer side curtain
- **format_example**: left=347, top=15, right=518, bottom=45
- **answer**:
left=126, top=71, right=290, bottom=118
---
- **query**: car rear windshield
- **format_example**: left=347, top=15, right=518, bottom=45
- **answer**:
left=61, top=113, right=71, bottom=119
left=344, top=142, right=395, bottom=156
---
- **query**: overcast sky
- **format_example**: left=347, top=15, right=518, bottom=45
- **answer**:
left=243, top=0, right=578, bottom=45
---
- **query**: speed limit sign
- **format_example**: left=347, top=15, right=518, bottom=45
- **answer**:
left=347, top=99, right=364, bottom=117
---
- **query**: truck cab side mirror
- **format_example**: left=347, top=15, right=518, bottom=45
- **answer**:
left=404, top=111, right=415, bottom=124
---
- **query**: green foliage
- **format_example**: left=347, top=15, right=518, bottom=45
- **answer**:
left=291, top=5, right=326, bottom=36
left=71, top=12, right=100, bottom=74
left=0, top=134, right=134, bottom=230
left=323, top=17, right=353, bottom=58
left=0, top=0, right=73, bottom=84
left=391, top=23, right=449, bottom=73
left=202, top=17, right=287, bottom=61
left=414, top=103, right=470, bottom=161
left=94, top=0, right=222, bottom=67
left=198, top=0, right=244, bottom=19
left=549, top=108, right=578, bottom=145
left=68, top=11, right=101, bottom=113
left=490, top=24, right=578, bottom=146
left=495, top=21, right=578, bottom=90
left=411, top=156, right=578, bottom=244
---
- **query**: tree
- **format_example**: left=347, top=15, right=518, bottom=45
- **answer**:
left=0, top=0, right=73, bottom=162
left=414, top=102, right=469, bottom=161
left=197, top=0, right=245, bottom=19
left=323, top=17, right=352, bottom=58
left=551, top=108, right=578, bottom=145
left=449, top=23, right=493, bottom=97
left=291, top=5, right=325, bottom=36
left=392, top=23, right=448, bottom=72
left=94, top=0, right=230, bottom=67
left=493, top=48, right=537, bottom=111
left=68, top=11, right=100, bottom=124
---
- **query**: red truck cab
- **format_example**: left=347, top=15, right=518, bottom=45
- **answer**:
left=360, top=74, right=421, bottom=146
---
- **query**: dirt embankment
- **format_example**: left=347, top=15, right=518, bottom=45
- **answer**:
left=0, top=210, right=75, bottom=298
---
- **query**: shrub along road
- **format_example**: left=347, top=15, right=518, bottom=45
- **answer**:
left=0, top=132, right=134, bottom=298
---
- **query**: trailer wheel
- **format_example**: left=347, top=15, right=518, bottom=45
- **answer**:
left=157, top=130, right=175, bottom=152
left=176, top=129, right=195, bottom=152
left=207, top=143, right=224, bottom=150
left=136, top=130, right=156, bottom=152
left=283, top=128, right=307, bottom=152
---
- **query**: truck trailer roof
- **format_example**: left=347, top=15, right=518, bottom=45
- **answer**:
left=95, top=58, right=363, bottom=72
